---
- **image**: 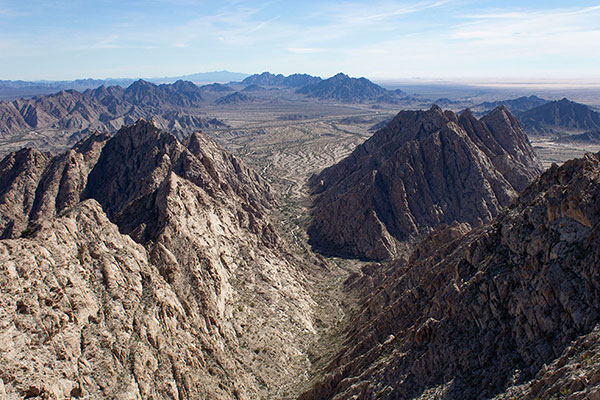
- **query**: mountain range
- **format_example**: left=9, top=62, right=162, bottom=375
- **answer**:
left=0, top=71, right=250, bottom=100
left=297, top=72, right=406, bottom=103
left=0, top=80, right=229, bottom=155
left=309, top=105, right=542, bottom=260
left=242, top=72, right=322, bottom=87
left=0, top=93, right=600, bottom=400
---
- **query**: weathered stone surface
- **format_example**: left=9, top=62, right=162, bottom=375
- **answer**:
left=300, top=152, right=600, bottom=400
left=309, top=105, right=542, bottom=260
left=0, top=120, right=322, bottom=399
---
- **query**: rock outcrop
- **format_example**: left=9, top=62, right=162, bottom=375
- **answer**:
left=309, top=105, right=542, bottom=260
left=0, top=120, right=322, bottom=399
left=299, top=152, right=600, bottom=400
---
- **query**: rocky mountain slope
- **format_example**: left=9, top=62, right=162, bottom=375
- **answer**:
left=517, top=98, right=600, bottom=136
left=300, top=152, right=600, bottom=400
left=309, top=105, right=542, bottom=260
left=0, top=120, right=327, bottom=399
left=296, top=73, right=405, bottom=103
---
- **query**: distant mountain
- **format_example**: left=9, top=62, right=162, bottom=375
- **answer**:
left=0, top=80, right=225, bottom=155
left=517, top=98, right=600, bottom=136
left=0, top=78, right=134, bottom=90
left=0, top=71, right=248, bottom=100
left=296, top=73, right=405, bottom=103
left=556, top=130, right=600, bottom=144
left=309, top=105, right=542, bottom=260
left=123, top=79, right=204, bottom=108
left=215, top=92, right=257, bottom=105
left=475, top=95, right=549, bottom=114
left=0, top=78, right=136, bottom=100
left=241, top=84, right=267, bottom=92
left=282, top=73, right=323, bottom=88
left=433, top=97, right=466, bottom=107
left=242, top=72, right=322, bottom=88
left=198, top=83, right=235, bottom=92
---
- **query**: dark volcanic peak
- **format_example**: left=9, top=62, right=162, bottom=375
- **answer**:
left=517, top=97, right=600, bottom=135
left=296, top=72, right=403, bottom=103
left=215, top=91, right=257, bottom=105
left=302, top=152, right=600, bottom=400
left=309, top=105, right=542, bottom=260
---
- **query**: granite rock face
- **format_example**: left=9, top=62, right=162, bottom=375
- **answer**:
left=299, top=153, right=600, bottom=400
left=0, top=120, right=320, bottom=399
left=309, top=105, right=542, bottom=260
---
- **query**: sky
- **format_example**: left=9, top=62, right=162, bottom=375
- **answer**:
left=1, top=0, right=599, bottom=82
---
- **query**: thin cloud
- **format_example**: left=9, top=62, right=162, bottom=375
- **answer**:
left=452, top=4, right=600, bottom=46
left=247, top=16, right=280, bottom=33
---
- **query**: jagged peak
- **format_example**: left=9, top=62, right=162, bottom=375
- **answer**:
left=489, top=104, right=510, bottom=114
left=429, top=104, right=444, bottom=114
left=110, top=119, right=175, bottom=149
left=331, top=72, right=349, bottom=79
left=185, top=130, right=208, bottom=155
left=459, top=108, right=476, bottom=119
left=170, top=79, right=198, bottom=90
left=126, top=79, right=156, bottom=91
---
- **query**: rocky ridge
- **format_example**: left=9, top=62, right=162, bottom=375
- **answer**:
left=309, top=105, right=542, bottom=260
left=0, top=120, right=327, bottom=399
left=300, top=152, right=600, bottom=400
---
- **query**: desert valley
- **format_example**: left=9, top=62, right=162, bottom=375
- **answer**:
left=0, top=70, right=599, bottom=399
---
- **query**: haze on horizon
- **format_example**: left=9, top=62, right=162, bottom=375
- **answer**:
left=0, top=0, right=599, bottom=83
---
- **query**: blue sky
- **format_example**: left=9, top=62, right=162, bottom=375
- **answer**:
left=1, top=0, right=599, bottom=81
